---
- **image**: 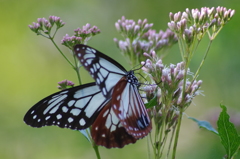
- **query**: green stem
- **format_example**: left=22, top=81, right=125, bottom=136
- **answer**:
left=149, top=131, right=155, bottom=156
left=166, top=123, right=177, bottom=158
left=92, top=142, right=101, bottom=159
left=49, top=37, right=75, bottom=68
left=153, top=114, right=159, bottom=159
left=156, top=110, right=166, bottom=159
left=73, top=54, right=82, bottom=85
left=84, top=127, right=101, bottom=159
left=188, top=39, right=213, bottom=91
left=49, top=35, right=82, bottom=85
left=129, top=38, right=136, bottom=67
left=147, top=135, right=152, bottom=159
left=178, top=37, right=185, bottom=62
left=171, top=108, right=183, bottom=159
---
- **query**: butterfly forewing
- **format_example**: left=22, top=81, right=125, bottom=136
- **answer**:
left=24, top=83, right=109, bottom=130
left=112, top=76, right=152, bottom=139
left=91, top=101, right=137, bottom=148
left=74, top=44, right=127, bottom=98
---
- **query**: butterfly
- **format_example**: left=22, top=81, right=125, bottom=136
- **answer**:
left=24, top=44, right=152, bottom=148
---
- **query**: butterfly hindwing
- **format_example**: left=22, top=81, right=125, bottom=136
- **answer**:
left=24, top=83, right=109, bottom=130
left=91, top=100, right=137, bottom=148
left=112, top=76, right=152, bottom=139
left=74, top=44, right=127, bottom=98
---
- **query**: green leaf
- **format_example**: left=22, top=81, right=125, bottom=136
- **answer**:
left=188, top=117, right=218, bottom=135
left=217, top=104, right=240, bottom=158
left=145, top=95, right=158, bottom=109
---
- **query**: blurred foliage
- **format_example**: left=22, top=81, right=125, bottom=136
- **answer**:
left=1, top=0, right=240, bottom=158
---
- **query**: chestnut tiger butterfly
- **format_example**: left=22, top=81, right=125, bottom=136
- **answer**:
left=24, top=44, right=152, bottom=148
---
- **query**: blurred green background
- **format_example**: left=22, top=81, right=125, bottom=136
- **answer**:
left=1, top=0, right=240, bottom=159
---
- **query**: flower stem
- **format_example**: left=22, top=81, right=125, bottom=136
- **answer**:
left=147, top=135, right=152, bottom=159
left=166, top=123, right=177, bottom=158
left=49, top=37, right=75, bottom=68
left=92, top=142, right=101, bottom=159
left=171, top=108, right=183, bottom=159
left=73, top=54, right=82, bottom=85
left=188, top=39, right=213, bottom=90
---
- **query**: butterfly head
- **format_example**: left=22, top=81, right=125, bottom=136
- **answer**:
left=126, top=71, right=140, bottom=87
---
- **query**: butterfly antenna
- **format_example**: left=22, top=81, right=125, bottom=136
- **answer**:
left=132, top=61, right=146, bottom=71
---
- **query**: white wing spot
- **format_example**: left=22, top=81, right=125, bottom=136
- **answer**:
left=105, top=115, right=111, bottom=129
left=102, top=110, right=108, bottom=117
left=79, top=118, right=86, bottom=126
left=101, top=134, right=106, bottom=137
left=90, top=68, right=94, bottom=74
left=95, top=126, right=98, bottom=130
left=93, top=64, right=97, bottom=72
left=96, top=63, right=100, bottom=69
left=78, top=53, right=81, bottom=57
left=97, top=72, right=104, bottom=82
left=31, top=110, right=35, bottom=114
left=45, top=94, right=67, bottom=114
left=118, top=114, right=123, bottom=120
left=91, top=48, right=96, bottom=53
left=37, top=119, right=41, bottom=122
left=57, top=114, right=62, bottom=119
left=111, top=112, right=119, bottom=125
left=99, top=68, right=108, bottom=76
left=117, top=95, right=121, bottom=101
left=70, top=108, right=81, bottom=116
left=49, top=103, right=61, bottom=114
left=68, top=117, right=73, bottom=123
left=96, top=78, right=100, bottom=85
left=102, top=88, right=107, bottom=96
left=62, top=106, right=68, bottom=113
left=45, top=116, right=50, bottom=120
left=76, top=48, right=80, bottom=51
left=33, top=115, right=37, bottom=119
left=110, top=125, right=116, bottom=132
left=68, top=100, right=75, bottom=107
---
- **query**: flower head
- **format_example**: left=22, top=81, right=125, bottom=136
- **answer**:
left=58, top=80, right=75, bottom=90
left=142, top=58, right=202, bottom=109
left=61, top=24, right=100, bottom=49
left=115, top=17, right=177, bottom=65
left=168, top=7, right=235, bottom=42
left=29, top=16, right=65, bottom=36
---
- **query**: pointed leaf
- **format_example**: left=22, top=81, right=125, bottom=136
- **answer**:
left=217, top=104, right=240, bottom=158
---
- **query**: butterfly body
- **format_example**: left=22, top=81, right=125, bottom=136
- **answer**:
left=24, top=44, right=152, bottom=148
